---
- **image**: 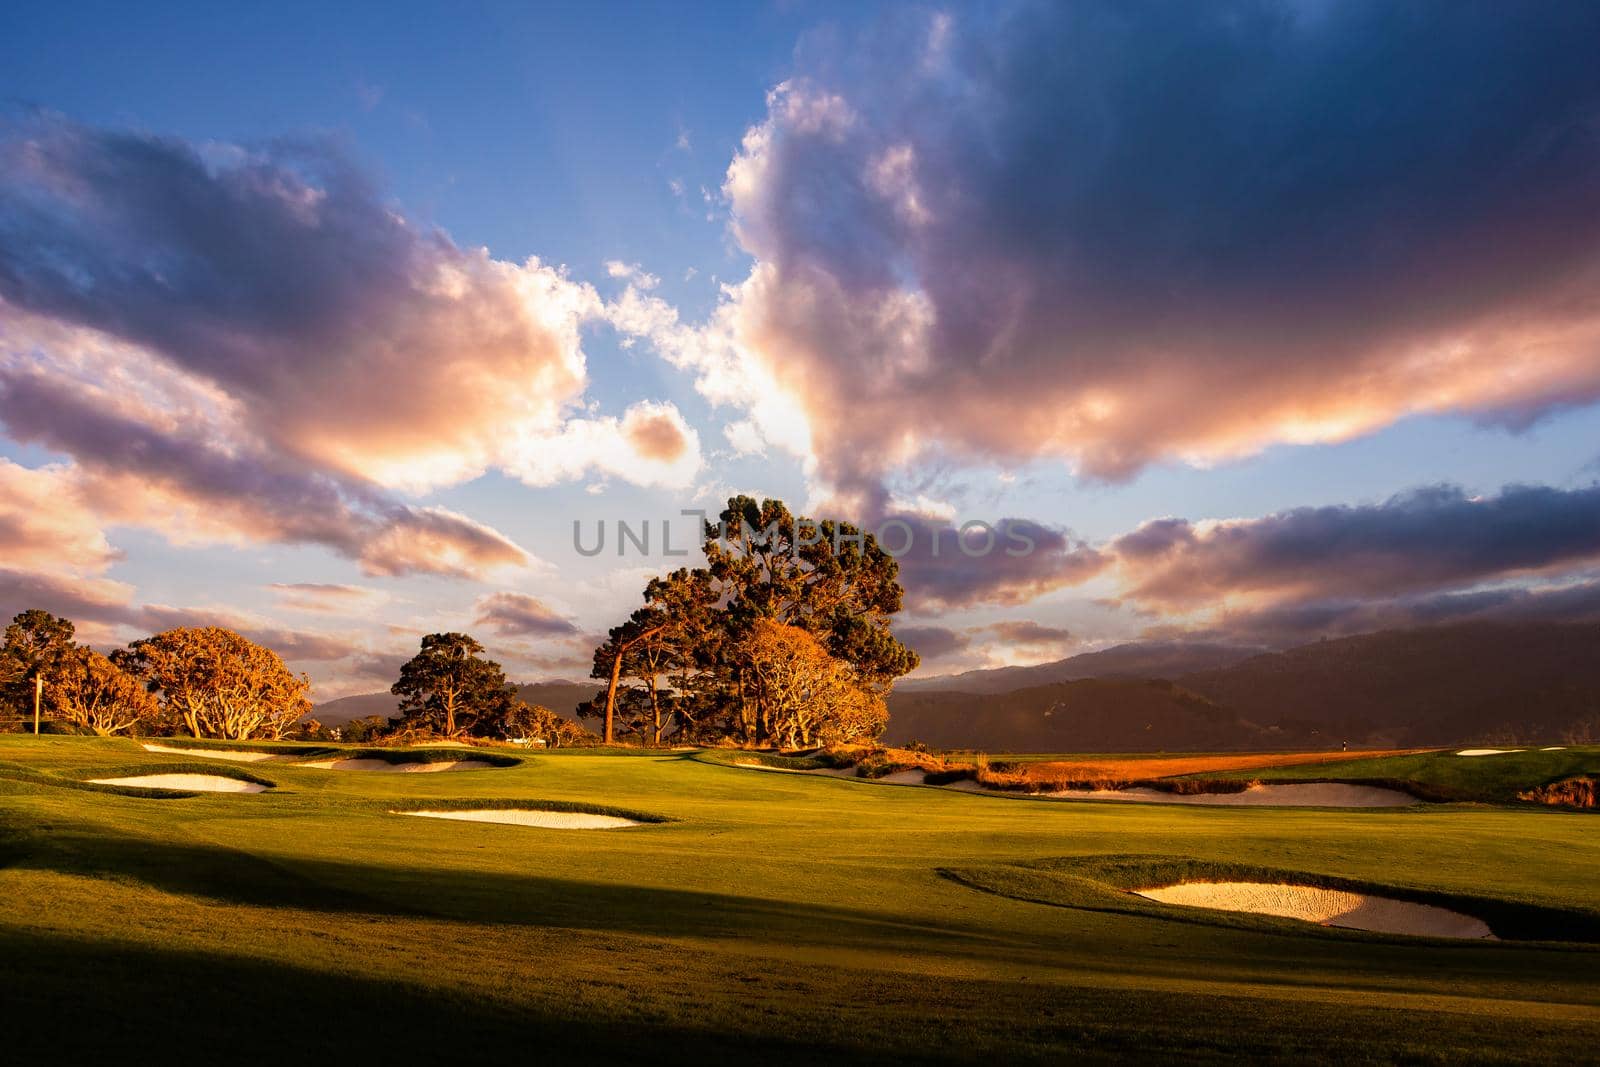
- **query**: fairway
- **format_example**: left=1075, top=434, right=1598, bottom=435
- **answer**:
left=1, top=736, right=1597, bottom=1064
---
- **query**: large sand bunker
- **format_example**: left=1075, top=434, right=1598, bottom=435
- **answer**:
left=299, top=758, right=495, bottom=772
left=141, top=744, right=281, bottom=763
left=1456, top=749, right=1523, bottom=756
left=396, top=809, right=640, bottom=829
left=1136, top=881, right=1495, bottom=939
left=90, top=773, right=267, bottom=793
left=950, top=780, right=1417, bottom=807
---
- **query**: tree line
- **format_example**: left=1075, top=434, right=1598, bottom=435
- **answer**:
left=0, top=612, right=587, bottom=746
left=0, top=496, right=916, bottom=750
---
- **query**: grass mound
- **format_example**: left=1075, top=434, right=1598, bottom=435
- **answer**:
left=940, top=855, right=1600, bottom=944
left=0, top=760, right=277, bottom=798
left=693, top=750, right=826, bottom=772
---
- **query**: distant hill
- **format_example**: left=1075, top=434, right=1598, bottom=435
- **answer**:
left=1180, top=622, right=1600, bottom=747
left=896, top=641, right=1261, bottom=694
left=887, top=622, right=1600, bottom=751
left=313, top=679, right=595, bottom=727
left=311, top=691, right=399, bottom=726
left=885, top=677, right=1276, bottom=751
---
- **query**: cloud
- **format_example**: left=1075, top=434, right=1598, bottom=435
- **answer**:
left=0, top=567, right=139, bottom=632
left=672, top=4, right=1600, bottom=492
left=0, top=363, right=530, bottom=579
left=138, top=604, right=365, bottom=662
left=1175, top=575, right=1600, bottom=646
left=1107, top=483, right=1600, bottom=612
left=883, top=512, right=1108, bottom=610
left=0, top=115, right=607, bottom=493
left=506, top=399, right=702, bottom=489
left=893, top=624, right=971, bottom=661
left=269, top=583, right=386, bottom=613
left=0, top=459, right=119, bottom=575
left=978, top=620, right=1072, bottom=649
left=473, top=591, right=580, bottom=638
left=0, top=114, right=705, bottom=583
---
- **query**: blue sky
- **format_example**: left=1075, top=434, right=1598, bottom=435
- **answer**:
left=3, top=1, right=1600, bottom=695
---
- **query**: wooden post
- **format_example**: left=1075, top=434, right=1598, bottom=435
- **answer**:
left=33, top=675, right=43, bottom=734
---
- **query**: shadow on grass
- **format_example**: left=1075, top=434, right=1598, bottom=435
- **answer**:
left=1, top=821, right=1023, bottom=955
left=0, top=928, right=862, bottom=1066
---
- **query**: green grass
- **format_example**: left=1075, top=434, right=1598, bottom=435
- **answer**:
left=1, top=734, right=1597, bottom=1064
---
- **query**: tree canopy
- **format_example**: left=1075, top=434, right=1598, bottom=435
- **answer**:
left=584, top=496, right=917, bottom=746
left=121, top=626, right=311, bottom=740
left=391, top=632, right=516, bottom=738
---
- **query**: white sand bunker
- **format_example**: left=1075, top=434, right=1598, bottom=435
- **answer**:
left=1137, top=881, right=1495, bottom=940
left=1456, top=749, right=1523, bottom=756
left=1541, top=746, right=1567, bottom=751
left=91, top=773, right=266, bottom=793
left=141, top=743, right=281, bottom=763
left=298, top=758, right=495, bottom=772
left=949, top=780, right=1416, bottom=807
left=396, top=809, right=640, bottom=829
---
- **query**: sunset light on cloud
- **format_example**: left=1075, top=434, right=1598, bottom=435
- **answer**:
left=3, top=2, right=1600, bottom=695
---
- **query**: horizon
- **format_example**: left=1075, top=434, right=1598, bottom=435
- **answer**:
left=4, top=2, right=1600, bottom=701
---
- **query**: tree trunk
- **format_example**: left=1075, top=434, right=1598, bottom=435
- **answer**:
left=648, top=677, right=662, bottom=746
left=604, top=650, right=624, bottom=744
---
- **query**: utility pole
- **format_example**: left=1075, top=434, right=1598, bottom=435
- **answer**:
left=33, top=675, right=43, bottom=734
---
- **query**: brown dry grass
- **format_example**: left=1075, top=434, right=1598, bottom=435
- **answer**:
left=980, top=749, right=1430, bottom=792
left=1518, top=776, right=1597, bottom=809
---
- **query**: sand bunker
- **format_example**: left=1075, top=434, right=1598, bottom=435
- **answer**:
left=396, top=809, right=640, bottom=829
left=1136, top=881, right=1494, bottom=939
left=141, top=743, right=281, bottom=763
left=948, top=780, right=1417, bottom=807
left=1541, top=746, right=1567, bottom=751
left=298, top=758, right=495, bottom=772
left=1456, top=749, right=1524, bottom=756
left=90, top=773, right=267, bottom=793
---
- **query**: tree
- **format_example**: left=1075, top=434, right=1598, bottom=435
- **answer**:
left=391, top=633, right=514, bottom=738
left=1, top=609, right=78, bottom=728
left=339, top=715, right=390, bottom=744
left=499, top=700, right=594, bottom=748
left=50, top=647, right=160, bottom=736
left=584, top=497, right=918, bottom=747
left=739, top=620, right=887, bottom=749
left=122, top=627, right=311, bottom=740
left=703, top=496, right=918, bottom=691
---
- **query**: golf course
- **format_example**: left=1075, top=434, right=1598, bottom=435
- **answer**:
left=2, top=736, right=1596, bottom=1064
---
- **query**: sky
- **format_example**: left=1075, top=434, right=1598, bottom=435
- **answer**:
left=3, top=1, right=1600, bottom=698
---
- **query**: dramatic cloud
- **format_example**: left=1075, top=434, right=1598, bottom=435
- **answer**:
left=0, top=115, right=602, bottom=493
left=1172, top=576, right=1600, bottom=646
left=1108, top=484, right=1600, bottom=612
left=0, top=115, right=701, bottom=581
left=880, top=510, right=1107, bottom=610
left=473, top=591, right=580, bottom=638
left=677, top=3, right=1600, bottom=490
left=0, top=361, right=529, bottom=579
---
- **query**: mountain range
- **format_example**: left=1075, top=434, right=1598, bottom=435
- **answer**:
left=314, top=622, right=1600, bottom=751
left=884, top=622, right=1600, bottom=751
